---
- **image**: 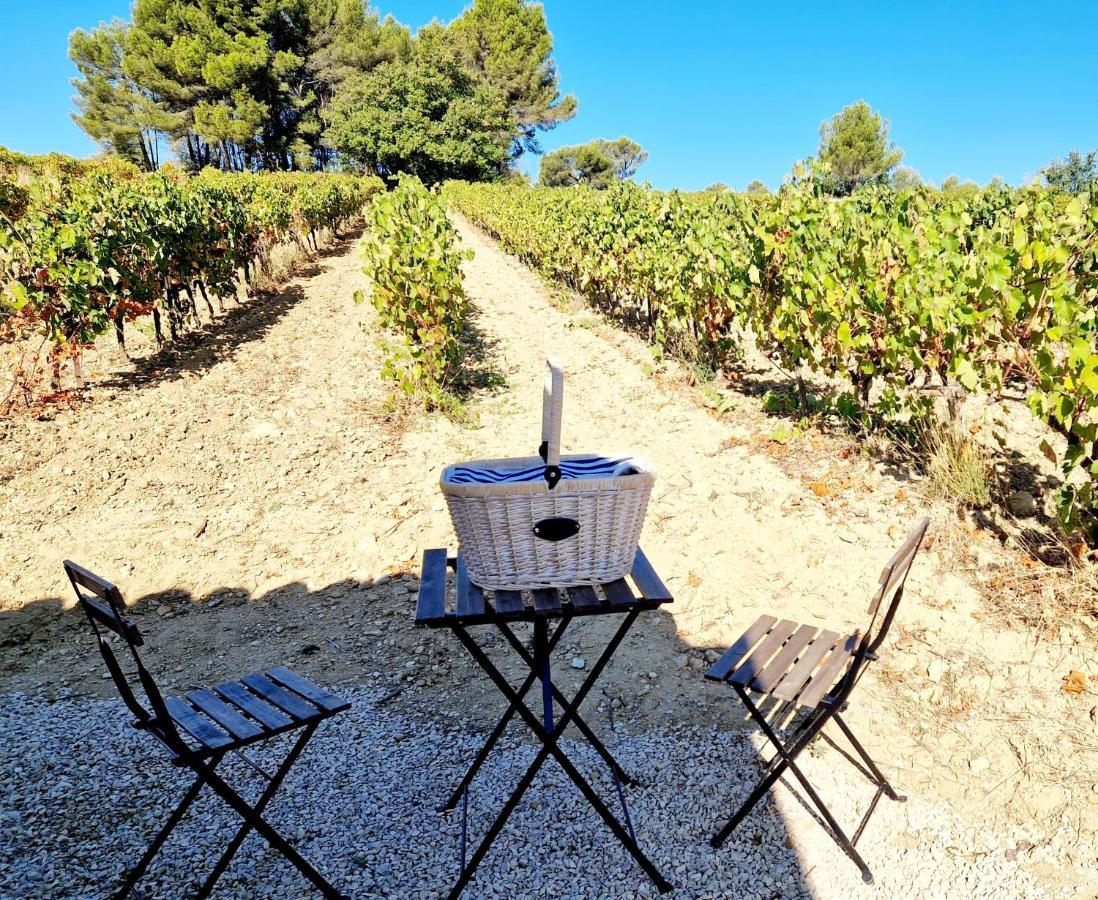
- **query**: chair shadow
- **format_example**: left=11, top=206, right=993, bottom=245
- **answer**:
left=0, top=575, right=825, bottom=898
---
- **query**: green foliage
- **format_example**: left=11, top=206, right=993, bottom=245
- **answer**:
left=357, top=178, right=470, bottom=405
left=1042, top=149, right=1097, bottom=195
left=817, top=100, right=903, bottom=196
left=539, top=137, right=647, bottom=188
left=891, top=167, right=922, bottom=191
left=327, top=49, right=514, bottom=185
left=69, top=21, right=180, bottom=171
left=71, top=0, right=412, bottom=172
left=745, top=180, right=769, bottom=195
left=444, top=179, right=1098, bottom=541
left=446, top=0, right=576, bottom=154
left=70, top=0, right=575, bottom=177
left=1, top=165, right=381, bottom=384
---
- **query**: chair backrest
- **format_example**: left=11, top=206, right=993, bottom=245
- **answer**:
left=863, top=517, right=930, bottom=655
left=64, top=561, right=176, bottom=738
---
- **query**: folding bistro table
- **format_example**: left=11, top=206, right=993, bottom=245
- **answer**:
left=415, top=547, right=674, bottom=899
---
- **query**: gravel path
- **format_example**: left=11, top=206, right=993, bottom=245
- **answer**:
left=1, top=680, right=1066, bottom=899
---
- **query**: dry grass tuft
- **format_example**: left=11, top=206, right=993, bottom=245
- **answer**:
left=920, top=418, right=994, bottom=508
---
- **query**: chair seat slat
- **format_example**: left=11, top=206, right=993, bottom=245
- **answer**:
left=770, top=630, right=841, bottom=702
left=214, top=681, right=293, bottom=730
left=240, top=674, right=319, bottom=721
left=705, top=615, right=778, bottom=682
left=187, top=688, right=264, bottom=740
left=266, top=667, right=347, bottom=713
left=165, top=697, right=233, bottom=750
left=730, top=620, right=799, bottom=687
left=796, top=635, right=859, bottom=708
left=748, top=624, right=819, bottom=694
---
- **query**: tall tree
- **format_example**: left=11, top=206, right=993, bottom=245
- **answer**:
left=817, top=100, right=903, bottom=195
left=745, top=179, right=768, bottom=195
left=1042, top=149, right=1097, bottom=194
left=69, top=21, right=181, bottom=171
left=891, top=166, right=922, bottom=191
left=302, top=0, right=411, bottom=168
left=539, top=137, right=646, bottom=188
left=446, top=0, right=576, bottom=156
left=326, top=38, right=514, bottom=184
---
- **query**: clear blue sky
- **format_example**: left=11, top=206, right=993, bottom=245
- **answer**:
left=2, top=1, right=1095, bottom=191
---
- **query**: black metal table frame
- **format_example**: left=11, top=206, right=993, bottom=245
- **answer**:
left=424, top=557, right=674, bottom=899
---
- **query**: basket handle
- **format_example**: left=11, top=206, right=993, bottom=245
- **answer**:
left=539, top=359, right=564, bottom=489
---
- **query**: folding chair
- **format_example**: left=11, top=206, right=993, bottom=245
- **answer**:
left=64, top=561, right=350, bottom=899
left=704, top=518, right=929, bottom=883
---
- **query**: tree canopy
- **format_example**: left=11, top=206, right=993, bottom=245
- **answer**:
left=69, top=20, right=182, bottom=171
left=1042, top=149, right=1097, bottom=194
left=817, top=100, right=903, bottom=195
left=69, top=0, right=573, bottom=175
left=539, top=137, right=647, bottom=188
left=446, top=0, right=576, bottom=155
left=891, top=166, right=922, bottom=191
left=327, top=43, right=514, bottom=184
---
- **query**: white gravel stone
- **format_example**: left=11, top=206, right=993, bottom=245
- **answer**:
left=0, top=688, right=1068, bottom=899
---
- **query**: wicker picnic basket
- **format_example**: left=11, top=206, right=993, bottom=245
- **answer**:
left=440, top=359, right=655, bottom=590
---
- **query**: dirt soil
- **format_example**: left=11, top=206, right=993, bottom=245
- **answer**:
left=2, top=219, right=1096, bottom=895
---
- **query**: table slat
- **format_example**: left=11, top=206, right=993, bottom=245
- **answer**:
left=630, top=549, right=673, bottom=601
left=416, top=549, right=449, bottom=624
left=566, top=585, right=602, bottom=611
left=492, top=590, right=526, bottom=616
left=602, top=578, right=638, bottom=610
left=531, top=588, right=562, bottom=615
left=455, top=558, right=486, bottom=618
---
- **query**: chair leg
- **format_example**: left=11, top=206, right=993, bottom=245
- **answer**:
left=193, top=747, right=343, bottom=899
left=194, top=724, right=319, bottom=899
left=831, top=712, right=905, bottom=802
left=114, top=768, right=211, bottom=900
left=713, top=688, right=875, bottom=883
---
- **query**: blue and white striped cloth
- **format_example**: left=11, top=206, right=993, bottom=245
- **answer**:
left=443, top=455, right=640, bottom=486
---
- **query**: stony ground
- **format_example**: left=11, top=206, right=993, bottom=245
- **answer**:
left=1, top=219, right=1096, bottom=898
left=0, top=685, right=1064, bottom=900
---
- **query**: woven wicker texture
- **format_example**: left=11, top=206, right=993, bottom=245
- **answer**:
left=439, top=360, right=656, bottom=590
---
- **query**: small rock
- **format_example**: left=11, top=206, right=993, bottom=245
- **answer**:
left=156, top=605, right=172, bottom=617
left=1008, top=490, right=1037, bottom=518
left=570, top=657, right=586, bottom=670
left=674, top=654, right=689, bottom=670
left=926, top=658, right=946, bottom=682
left=969, top=756, right=990, bottom=773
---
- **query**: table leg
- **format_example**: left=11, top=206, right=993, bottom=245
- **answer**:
left=494, top=621, right=635, bottom=787
left=534, top=618, right=554, bottom=735
left=447, top=614, right=672, bottom=897
left=440, top=618, right=572, bottom=812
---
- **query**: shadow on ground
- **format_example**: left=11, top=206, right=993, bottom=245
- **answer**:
left=0, top=567, right=838, bottom=898
left=96, top=234, right=359, bottom=395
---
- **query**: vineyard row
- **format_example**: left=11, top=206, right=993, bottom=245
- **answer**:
left=1, top=158, right=382, bottom=398
left=443, top=180, right=1098, bottom=540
